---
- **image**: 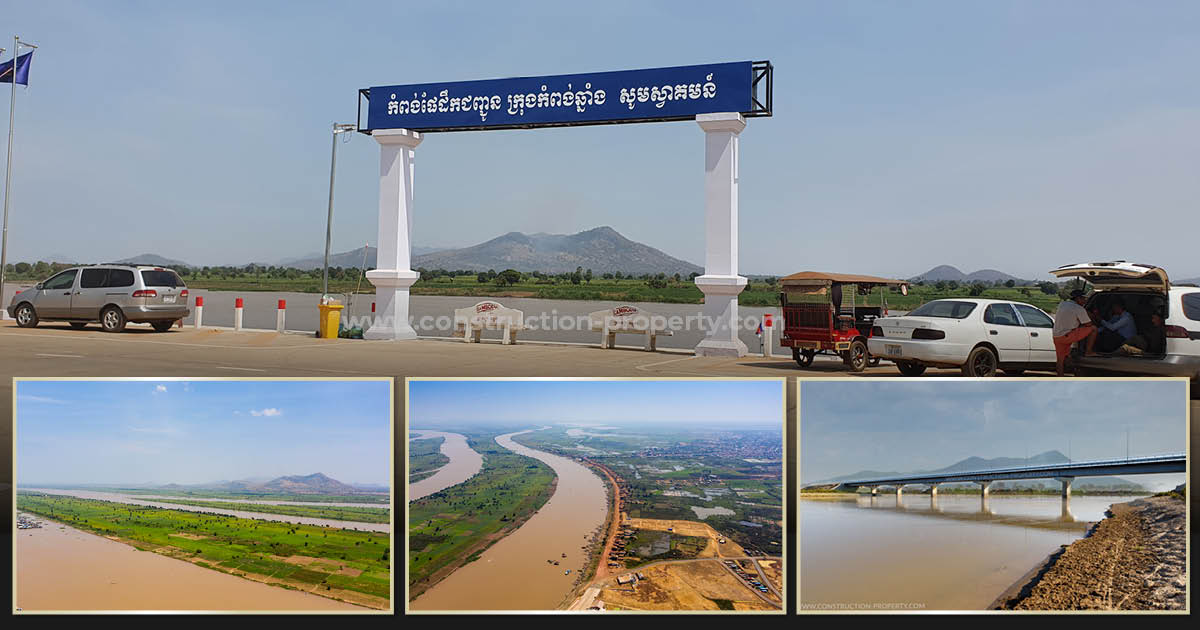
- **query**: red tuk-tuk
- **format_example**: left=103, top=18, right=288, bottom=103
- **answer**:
left=778, top=272, right=909, bottom=371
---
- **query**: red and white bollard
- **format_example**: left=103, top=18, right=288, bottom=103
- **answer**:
left=234, top=297, right=244, bottom=332
left=194, top=296, right=204, bottom=328
left=763, top=313, right=774, bottom=358
left=276, top=299, right=286, bottom=333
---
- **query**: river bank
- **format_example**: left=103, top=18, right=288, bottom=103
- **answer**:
left=409, top=429, right=607, bottom=611
left=995, top=492, right=1186, bottom=610
left=16, top=512, right=366, bottom=611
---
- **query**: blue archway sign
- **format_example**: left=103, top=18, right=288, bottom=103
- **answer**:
left=360, top=60, right=771, bottom=133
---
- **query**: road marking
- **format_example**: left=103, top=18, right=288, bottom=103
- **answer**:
left=35, top=353, right=84, bottom=358
left=214, top=366, right=267, bottom=372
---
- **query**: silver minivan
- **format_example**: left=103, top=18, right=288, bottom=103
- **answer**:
left=7, top=265, right=190, bottom=332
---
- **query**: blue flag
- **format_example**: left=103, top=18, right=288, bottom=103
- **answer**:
left=0, top=51, right=33, bottom=85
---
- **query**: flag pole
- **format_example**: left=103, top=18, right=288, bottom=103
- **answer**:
left=0, top=36, right=18, bottom=314
left=1, top=36, right=36, bottom=317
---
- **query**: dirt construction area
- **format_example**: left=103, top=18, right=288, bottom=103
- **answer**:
left=626, top=518, right=746, bottom=557
left=598, top=560, right=775, bottom=611
left=999, top=495, right=1187, bottom=610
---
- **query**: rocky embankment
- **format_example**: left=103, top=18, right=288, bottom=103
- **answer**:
left=998, top=489, right=1186, bottom=610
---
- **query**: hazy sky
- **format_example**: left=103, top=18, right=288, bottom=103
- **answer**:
left=16, top=379, right=391, bottom=485
left=408, top=379, right=783, bottom=429
left=4, top=2, right=1198, bottom=279
left=801, top=380, right=1186, bottom=485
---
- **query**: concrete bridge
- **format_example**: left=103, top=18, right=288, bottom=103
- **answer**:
left=831, top=454, right=1186, bottom=503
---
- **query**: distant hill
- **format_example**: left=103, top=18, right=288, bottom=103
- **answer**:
left=274, top=247, right=377, bottom=271
left=910, top=265, right=1029, bottom=285
left=818, top=450, right=1144, bottom=490
left=412, top=226, right=702, bottom=275
left=1176, top=276, right=1200, bottom=286
left=165, top=472, right=369, bottom=495
left=114, top=253, right=192, bottom=267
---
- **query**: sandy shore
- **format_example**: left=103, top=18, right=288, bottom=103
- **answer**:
left=994, top=493, right=1186, bottom=610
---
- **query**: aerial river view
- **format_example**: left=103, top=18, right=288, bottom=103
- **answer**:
left=410, top=429, right=608, bottom=611
left=16, top=512, right=361, bottom=611
left=408, top=430, right=484, bottom=500
left=800, top=493, right=1143, bottom=610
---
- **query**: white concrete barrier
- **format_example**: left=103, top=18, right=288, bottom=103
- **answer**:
left=453, top=300, right=524, bottom=345
left=194, top=297, right=204, bottom=328
left=234, top=297, right=244, bottom=332
left=588, top=305, right=673, bottom=351
left=276, top=299, right=286, bottom=333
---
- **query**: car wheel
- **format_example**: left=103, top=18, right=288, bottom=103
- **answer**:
left=962, top=346, right=998, bottom=377
left=896, top=361, right=927, bottom=377
left=151, top=321, right=174, bottom=333
left=14, top=303, right=38, bottom=328
left=100, top=306, right=127, bottom=333
left=868, top=356, right=881, bottom=367
left=794, top=349, right=814, bottom=368
left=847, top=340, right=869, bottom=372
left=1002, top=368, right=1025, bottom=376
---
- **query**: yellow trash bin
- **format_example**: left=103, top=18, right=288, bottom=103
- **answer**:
left=317, top=304, right=344, bottom=339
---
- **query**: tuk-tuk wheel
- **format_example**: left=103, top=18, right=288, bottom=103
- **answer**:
left=868, top=356, right=881, bottom=367
left=794, top=349, right=815, bottom=368
left=847, top=340, right=869, bottom=372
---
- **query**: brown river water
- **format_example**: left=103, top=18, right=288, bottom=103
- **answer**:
left=800, top=494, right=1143, bottom=611
left=25, top=488, right=389, bottom=533
left=15, top=513, right=363, bottom=611
left=409, top=429, right=608, bottom=611
left=408, top=430, right=484, bottom=500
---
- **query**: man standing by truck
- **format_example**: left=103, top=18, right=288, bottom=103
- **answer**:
left=1053, top=289, right=1096, bottom=376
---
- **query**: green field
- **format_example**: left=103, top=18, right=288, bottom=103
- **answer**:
left=409, top=437, right=449, bottom=484
left=4, top=262, right=1077, bottom=311
left=144, top=498, right=390, bottom=524
left=408, top=432, right=556, bottom=598
left=17, top=492, right=390, bottom=608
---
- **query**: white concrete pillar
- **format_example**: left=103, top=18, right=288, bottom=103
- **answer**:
left=194, top=297, right=204, bottom=329
left=979, top=481, right=993, bottom=498
left=234, top=297, right=243, bottom=332
left=276, top=299, right=286, bottom=333
left=1057, top=477, right=1074, bottom=500
left=929, top=484, right=939, bottom=498
left=895, top=485, right=904, bottom=497
left=694, top=112, right=748, bottom=357
left=365, top=128, right=422, bottom=341
left=870, top=486, right=878, bottom=496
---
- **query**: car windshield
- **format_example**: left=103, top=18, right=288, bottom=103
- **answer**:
left=140, top=270, right=185, bottom=288
left=907, top=300, right=977, bottom=319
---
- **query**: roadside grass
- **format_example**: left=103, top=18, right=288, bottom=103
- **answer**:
left=407, top=431, right=555, bottom=596
left=17, top=492, right=390, bottom=605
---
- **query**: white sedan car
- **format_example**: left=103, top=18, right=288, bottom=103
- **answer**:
left=867, top=298, right=1057, bottom=376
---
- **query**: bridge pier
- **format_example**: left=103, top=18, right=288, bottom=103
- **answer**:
left=1056, top=476, right=1074, bottom=500
left=870, top=486, right=879, bottom=496
left=978, top=480, right=992, bottom=498
left=929, top=483, right=939, bottom=498
left=895, top=484, right=904, bottom=497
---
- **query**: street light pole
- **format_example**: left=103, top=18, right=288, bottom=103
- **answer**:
left=322, top=123, right=357, bottom=299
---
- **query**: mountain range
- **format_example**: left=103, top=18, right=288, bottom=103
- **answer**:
left=161, top=472, right=376, bottom=495
left=909, top=265, right=1030, bottom=285
left=817, top=450, right=1144, bottom=489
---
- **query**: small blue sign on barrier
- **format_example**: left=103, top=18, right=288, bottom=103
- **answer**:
left=362, top=61, right=770, bottom=133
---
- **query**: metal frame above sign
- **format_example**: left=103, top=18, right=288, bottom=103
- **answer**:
left=357, top=60, right=772, bottom=134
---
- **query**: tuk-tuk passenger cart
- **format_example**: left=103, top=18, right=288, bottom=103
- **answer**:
left=778, top=272, right=910, bottom=371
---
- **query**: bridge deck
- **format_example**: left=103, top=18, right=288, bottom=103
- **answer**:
left=835, top=454, right=1186, bottom=488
